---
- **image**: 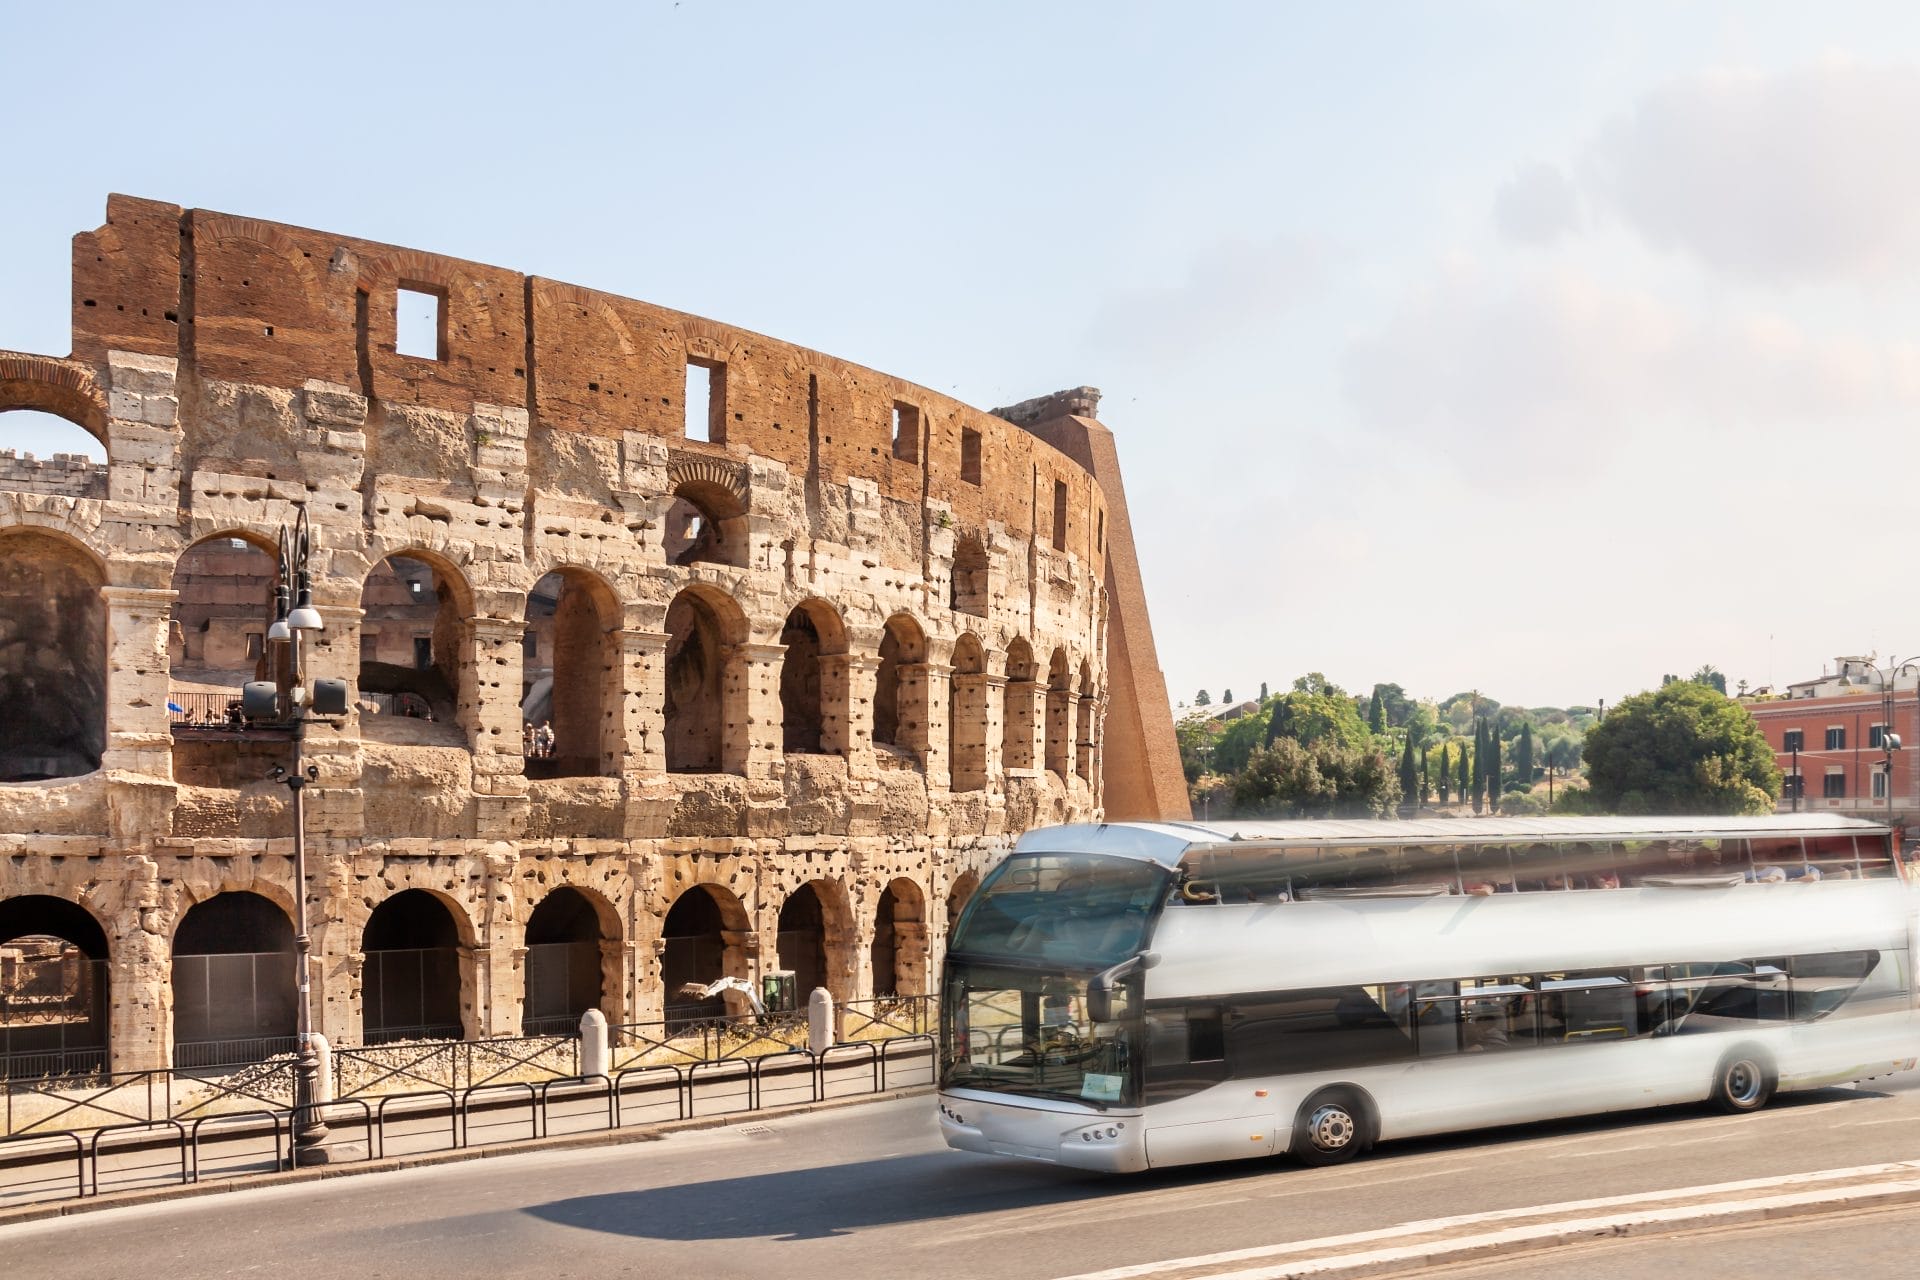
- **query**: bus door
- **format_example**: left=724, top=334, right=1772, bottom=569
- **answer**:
left=1140, top=1003, right=1277, bottom=1166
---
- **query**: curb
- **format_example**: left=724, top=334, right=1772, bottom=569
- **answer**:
left=0, top=1085, right=930, bottom=1229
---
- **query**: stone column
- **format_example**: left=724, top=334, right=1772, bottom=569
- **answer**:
left=950, top=672, right=991, bottom=791
left=1004, top=679, right=1042, bottom=773
left=983, top=674, right=1006, bottom=783
left=837, top=654, right=880, bottom=771
left=893, top=920, right=930, bottom=997
left=902, top=661, right=945, bottom=784
left=1046, top=687, right=1075, bottom=778
left=108, top=888, right=172, bottom=1074
left=468, top=616, right=529, bottom=838
left=614, top=630, right=669, bottom=776
left=302, top=603, right=365, bottom=842
left=727, top=642, right=785, bottom=778
left=100, top=585, right=176, bottom=780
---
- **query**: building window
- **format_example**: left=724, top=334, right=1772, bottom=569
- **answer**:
left=1826, top=727, right=1846, bottom=751
left=1783, top=773, right=1804, bottom=799
left=1783, top=729, right=1804, bottom=752
left=413, top=637, right=433, bottom=671
left=891, top=402, right=920, bottom=464
left=396, top=286, right=445, bottom=360
left=1824, top=771, right=1846, bottom=799
left=1872, top=769, right=1888, bottom=800
left=523, top=630, right=538, bottom=661
left=1051, top=480, right=1068, bottom=549
left=1870, top=724, right=1887, bottom=748
left=960, top=428, right=982, bottom=485
left=685, top=358, right=726, bottom=443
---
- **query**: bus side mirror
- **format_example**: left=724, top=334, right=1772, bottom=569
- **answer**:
left=1088, top=987, right=1112, bottom=1024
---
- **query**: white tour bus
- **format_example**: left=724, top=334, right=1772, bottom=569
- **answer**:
left=937, top=815, right=1920, bottom=1172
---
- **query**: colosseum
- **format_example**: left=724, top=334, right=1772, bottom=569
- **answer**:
left=0, top=194, right=1187, bottom=1076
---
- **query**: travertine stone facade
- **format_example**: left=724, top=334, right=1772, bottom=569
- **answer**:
left=0, top=196, right=1184, bottom=1073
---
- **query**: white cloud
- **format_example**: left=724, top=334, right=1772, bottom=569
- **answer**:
left=1493, top=161, right=1582, bottom=245
left=1087, top=234, right=1331, bottom=361
left=1586, top=61, right=1920, bottom=282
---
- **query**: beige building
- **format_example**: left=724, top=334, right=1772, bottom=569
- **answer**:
left=0, top=196, right=1186, bottom=1075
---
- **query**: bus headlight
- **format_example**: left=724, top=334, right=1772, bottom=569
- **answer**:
left=1075, top=1121, right=1125, bottom=1143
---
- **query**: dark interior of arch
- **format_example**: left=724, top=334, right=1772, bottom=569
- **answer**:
left=0, top=895, right=108, bottom=956
left=362, top=889, right=462, bottom=1039
left=173, top=892, right=294, bottom=955
left=363, top=889, right=461, bottom=950
left=776, top=884, right=826, bottom=996
left=526, top=887, right=603, bottom=944
left=524, top=888, right=604, bottom=1032
left=662, top=887, right=729, bottom=1022
left=780, top=608, right=824, bottom=753
left=870, top=884, right=900, bottom=997
left=527, top=571, right=611, bottom=778
left=0, top=895, right=110, bottom=1063
left=0, top=531, right=105, bottom=781
left=358, top=556, right=461, bottom=720
left=664, top=591, right=726, bottom=772
left=663, top=481, right=745, bottom=567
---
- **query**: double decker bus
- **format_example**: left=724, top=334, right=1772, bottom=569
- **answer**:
left=937, top=815, right=1920, bottom=1172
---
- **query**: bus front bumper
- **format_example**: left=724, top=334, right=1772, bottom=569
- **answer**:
left=937, top=1092, right=1147, bottom=1173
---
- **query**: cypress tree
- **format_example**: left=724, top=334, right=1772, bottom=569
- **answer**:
left=1259, top=681, right=1269, bottom=700
left=1486, top=724, right=1501, bottom=795
left=1398, top=734, right=1417, bottom=810
left=1368, top=688, right=1386, bottom=734
left=1515, top=722, right=1535, bottom=792
left=1420, top=745, right=1431, bottom=805
left=1471, top=719, right=1487, bottom=814
left=1223, top=688, right=1233, bottom=704
left=1456, top=739, right=1469, bottom=801
left=1437, top=744, right=1451, bottom=804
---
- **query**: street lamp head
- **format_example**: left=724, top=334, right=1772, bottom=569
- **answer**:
left=287, top=594, right=324, bottom=632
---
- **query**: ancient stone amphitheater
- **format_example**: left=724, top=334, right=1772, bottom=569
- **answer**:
left=0, top=196, right=1185, bottom=1074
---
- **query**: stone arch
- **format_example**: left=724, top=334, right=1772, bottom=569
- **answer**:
left=946, top=870, right=982, bottom=930
left=660, top=882, right=753, bottom=1027
left=664, top=584, right=749, bottom=774
left=950, top=531, right=988, bottom=618
left=1045, top=647, right=1073, bottom=778
left=0, top=527, right=106, bottom=782
left=167, top=531, right=281, bottom=706
left=169, top=890, right=296, bottom=1068
left=360, top=888, right=471, bottom=1043
left=1001, top=636, right=1038, bottom=773
left=522, top=566, right=621, bottom=778
left=0, top=354, right=110, bottom=448
left=869, top=877, right=928, bottom=999
left=780, top=599, right=848, bottom=756
left=948, top=633, right=988, bottom=792
left=775, top=878, right=855, bottom=1004
left=522, top=885, right=616, bottom=1035
left=357, top=549, right=474, bottom=739
left=0, top=894, right=110, bottom=1076
left=664, top=458, right=751, bottom=568
left=872, top=612, right=927, bottom=760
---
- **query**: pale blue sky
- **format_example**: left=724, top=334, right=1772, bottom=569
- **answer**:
left=6, top=2, right=1920, bottom=708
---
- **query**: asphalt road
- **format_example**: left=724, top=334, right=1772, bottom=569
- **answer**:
left=3, top=1073, right=1918, bottom=1280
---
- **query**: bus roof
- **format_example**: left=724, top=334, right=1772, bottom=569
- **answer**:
left=1011, top=814, right=1891, bottom=868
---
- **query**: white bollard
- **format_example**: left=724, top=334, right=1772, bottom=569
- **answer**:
left=580, top=1008, right=609, bottom=1077
left=807, top=987, right=834, bottom=1055
left=310, top=1033, right=334, bottom=1104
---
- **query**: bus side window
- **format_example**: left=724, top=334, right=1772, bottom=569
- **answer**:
left=1146, top=1006, right=1224, bottom=1066
left=1414, top=981, right=1462, bottom=1056
left=1188, top=1006, right=1226, bottom=1063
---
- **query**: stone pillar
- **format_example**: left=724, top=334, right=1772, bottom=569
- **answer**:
left=728, top=642, right=785, bottom=778
left=468, top=616, right=529, bottom=838
left=615, top=630, right=669, bottom=776
left=900, top=661, right=943, bottom=782
left=837, top=654, right=880, bottom=771
left=302, top=603, right=365, bottom=841
left=1046, top=687, right=1075, bottom=778
left=893, top=920, right=930, bottom=997
left=950, top=672, right=991, bottom=792
left=109, top=887, right=171, bottom=1074
left=100, top=585, right=176, bottom=781
left=983, top=674, right=1006, bottom=783
left=1004, top=679, right=1042, bottom=773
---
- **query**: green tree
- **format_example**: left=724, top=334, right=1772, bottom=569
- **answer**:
left=1293, top=672, right=1337, bottom=696
left=1514, top=722, right=1535, bottom=789
left=1485, top=723, right=1500, bottom=795
left=1195, top=689, right=1211, bottom=706
left=1367, top=688, right=1387, bottom=734
left=1436, top=743, right=1451, bottom=805
left=1175, top=712, right=1216, bottom=784
left=1690, top=665, right=1728, bottom=695
left=1471, top=719, right=1487, bottom=814
left=1259, top=681, right=1269, bottom=700
left=1583, top=682, right=1781, bottom=814
left=1420, top=745, right=1431, bottom=805
left=1397, top=734, right=1418, bottom=811
left=1262, top=680, right=1370, bottom=754
left=1456, top=739, right=1470, bottom=800
left=1232, top=738, right=1401, bottom=819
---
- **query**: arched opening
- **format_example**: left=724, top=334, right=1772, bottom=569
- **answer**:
left=0, top=895, right=109, bottom=1078
left=950, top=532, right=988, bottom=617
left=869, top=879, right=928, bottom=999
left=171, top=891, right=296, bottom=1068
left=663, top=479, right=747, bottom=568
left=660, top=884, right=749, bottom=1029
left=1045, top=648, right=1073, bottom=778
left=872, top=613, right=926, bottom=763
left=166, top=534, right=286, bottom=788
left=0, top=409, right=107, bottom=496
left=522, top=568, right=618, bottom=779
left=523, top=887, right=607, bottom=1035
left=358, top=554, right=468, bottom=745
left=361, top=890, right=465, bottom=1044
left=664, top=586, right=744, bottom=774
left=0, top=529, right=105, bottom=782
left=948, top=634, right=987, bottom=792
left=1076, top=660, right=1095, bottom=783
left=1002, top=637, right=1037, bottom=772
left=776, top=883, right=828, bottom=998
left=780, top=600, right=847, bottom=756
left=946, top=870, right=982, bottom=931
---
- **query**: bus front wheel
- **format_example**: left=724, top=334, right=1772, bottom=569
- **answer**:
left=1292, top=1088, right=1372, bottom=1166
left=1710, top=1050, right=1776, bottom=1114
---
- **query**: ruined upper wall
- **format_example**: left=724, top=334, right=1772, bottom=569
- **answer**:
left=64, top=195, right=1103, bottom=559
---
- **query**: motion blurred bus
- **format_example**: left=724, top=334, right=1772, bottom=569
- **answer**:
left=937, top=815, right=1920, bottom=1172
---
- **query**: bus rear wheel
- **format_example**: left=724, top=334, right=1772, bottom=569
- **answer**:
left=1292, top=1088, right=1372, bottom=1166
left=1710, top=1050, right=1775, bottom=1114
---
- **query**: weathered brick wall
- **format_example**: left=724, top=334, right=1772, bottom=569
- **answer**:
left=0, top=195, right=1181, bottom=1074
left=0, top=451, right=106, bottom=499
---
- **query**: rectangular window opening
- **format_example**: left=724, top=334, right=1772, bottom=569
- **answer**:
left=1051, top=480, right=1068, bottom=549
left=1783, top=729, right=1804, bottom=753
left=892, top=402, right=920, bottom=464
left=685, top=358, right=727, bottom=443
left=1826, top=726, right=1846, bottom=751
left=1872, top=769, right=1888, bottom=800
left=1870, top=724, right=1886, bottom=749
left=960, top=428, right=983, bottom=485
left=1824, top=770, right=1847, bottom=799
left=396, top=285, right=445, bottom=361
left=413, top=637, right=433, bottom=671
left=1096, top=510, right=1105, bottom=555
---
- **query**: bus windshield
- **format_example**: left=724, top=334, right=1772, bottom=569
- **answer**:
left=947, top=852, right=1172, bottom=968
left=941, top=961, right=1139, bottom=1107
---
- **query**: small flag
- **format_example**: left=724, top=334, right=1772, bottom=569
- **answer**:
left=167, top=702, right=185, bottom=714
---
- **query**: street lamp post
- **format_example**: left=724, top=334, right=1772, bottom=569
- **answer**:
left=1877, top=657, right=1916, bottom=833
left=245, top=509, right=347, bottom=1165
